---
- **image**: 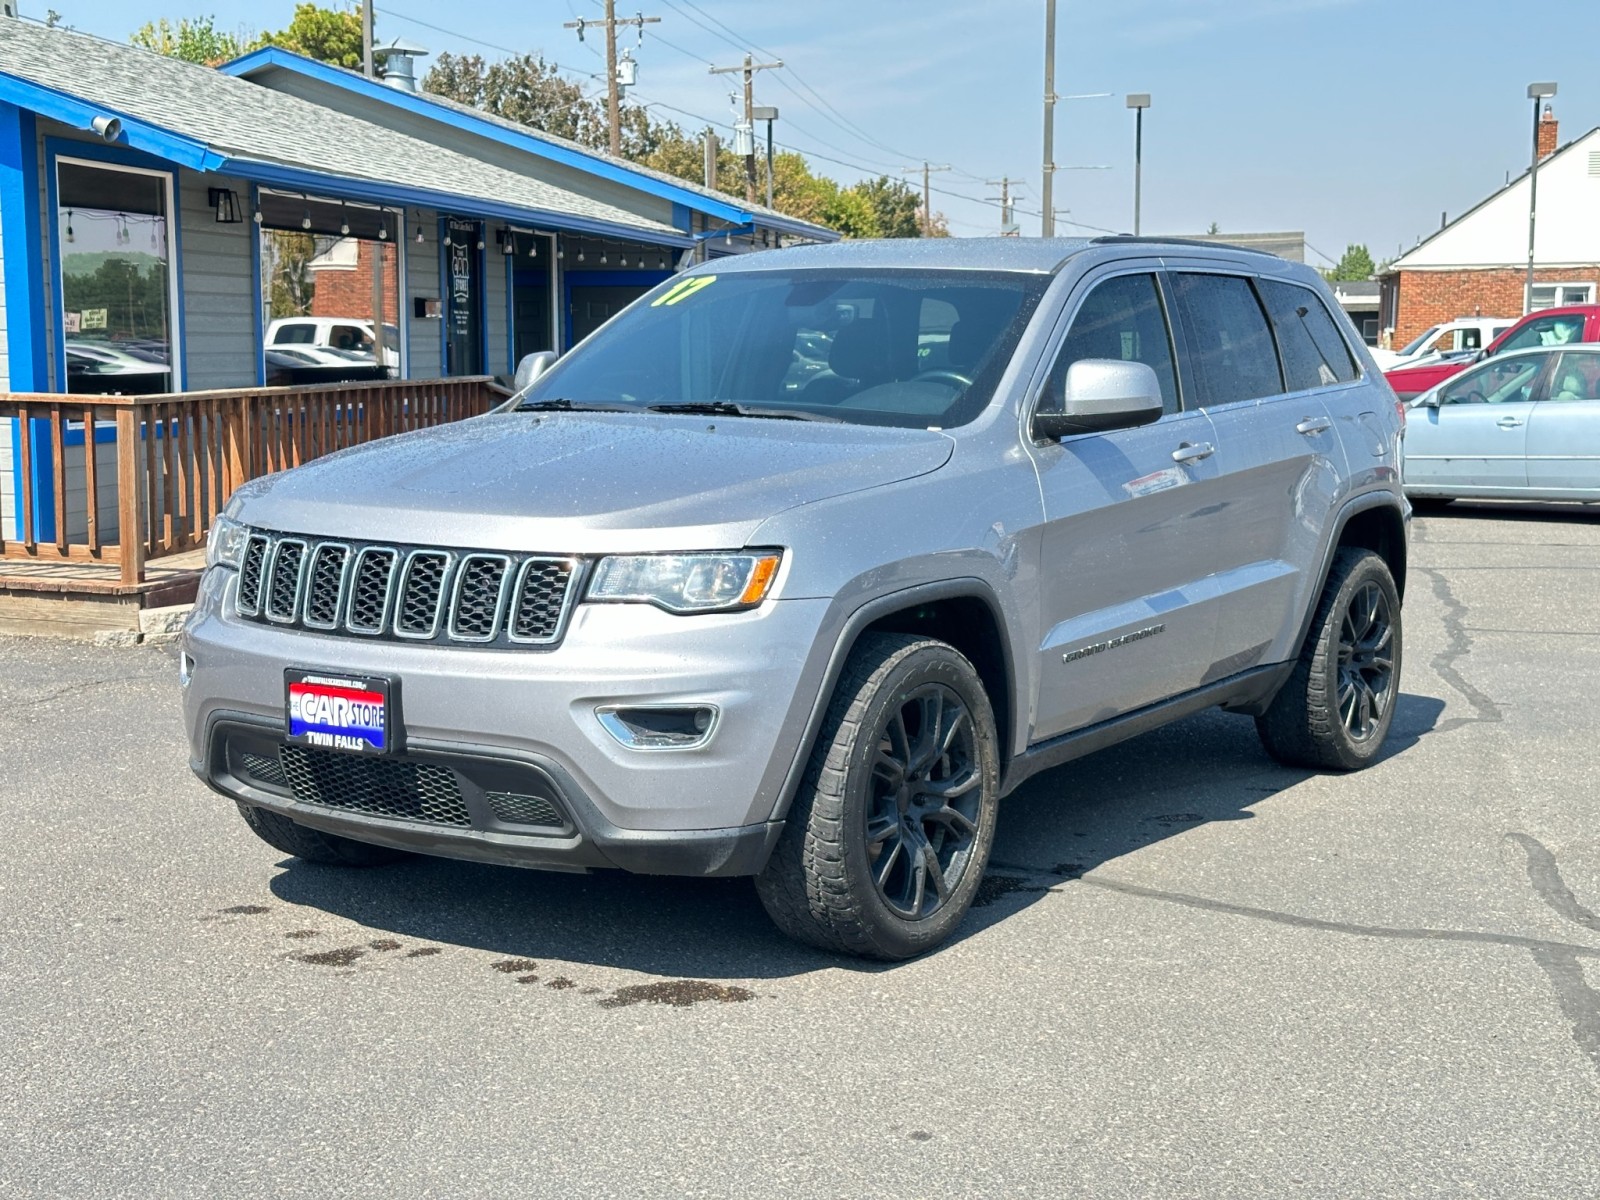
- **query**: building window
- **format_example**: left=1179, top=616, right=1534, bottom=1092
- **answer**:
left=1530, top=283, right=1596, bottom=311
left=55, top=157, right=179, bottom=395
left=256, top=190, right=403, bottom=386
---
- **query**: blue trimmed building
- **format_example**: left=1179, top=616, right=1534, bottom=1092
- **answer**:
left=0, top=15, right=835, bottom=542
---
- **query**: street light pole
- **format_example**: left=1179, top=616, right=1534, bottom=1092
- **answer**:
left=753, top=105, right=779, bottom=211
left=1126, top=93, right=1150, bottom=235
left=1525, top=81, right=1558, bottom=315
left=1041, top=0, right=1056, bottom=237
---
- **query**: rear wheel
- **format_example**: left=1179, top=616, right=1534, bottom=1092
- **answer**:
left=235, top=802, right=412, bottom=866
left=1256, top=548, right=1402, bottom=770
left=755, top=634, right=1000, bottom=960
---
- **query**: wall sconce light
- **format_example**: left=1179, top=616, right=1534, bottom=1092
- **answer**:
left=208, top=188, right=242, bottom=224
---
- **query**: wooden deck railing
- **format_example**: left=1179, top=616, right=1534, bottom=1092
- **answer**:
left=0, top=376, right=505, bottom=585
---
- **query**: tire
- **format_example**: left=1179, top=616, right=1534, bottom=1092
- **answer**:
left=235, top=802, right=412, bottom=867
left=1256, top=548, right=1402, bottom=770
left=755, top=633, right=1001, bottom=961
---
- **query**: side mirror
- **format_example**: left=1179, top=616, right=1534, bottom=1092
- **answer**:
left=1031, top=359, right=1164, bottom=441
left=513, top=350, right=560, bottom=393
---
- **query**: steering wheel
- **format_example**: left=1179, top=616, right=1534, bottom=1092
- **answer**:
left=911, top=369, right=974, bottom=389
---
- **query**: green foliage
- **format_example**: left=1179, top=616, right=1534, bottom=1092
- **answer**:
left=255, top=2, right=365, bottom=70
left=1324, top=243, right=1377, bottom=282
left=262, top=230, right=317, bottom=319
left=61, top=256, right=169, bottom=340
left=852, top=177, right=921, bottom=239
left=129, top=15, right=247, bottom=65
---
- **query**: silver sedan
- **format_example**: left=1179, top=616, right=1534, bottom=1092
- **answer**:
left=1404, top=344, right=1600, bottom=501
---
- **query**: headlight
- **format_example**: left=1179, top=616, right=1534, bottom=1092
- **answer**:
left=206, top=515, right=250, bottom=570
left=587, top=551, right=782, bottom=614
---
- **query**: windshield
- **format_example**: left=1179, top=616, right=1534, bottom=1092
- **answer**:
left=521, top=268, right=1052, bottom=429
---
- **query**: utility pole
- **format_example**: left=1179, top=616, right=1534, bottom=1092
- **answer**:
left=361, top=0, right=374, bottom=78
left=901, top=162, right=952, bottom=236
left=565, top=2, right=659, bottom=156
left=1041, top=0, right=1056, bottom=236
left=753, top=105, right=779, bottom=211
left=703, top=128, right=719, bottom=191
left=987, top=177, right=1023, bottom=236
left=710, top=55, right=783, bottom=204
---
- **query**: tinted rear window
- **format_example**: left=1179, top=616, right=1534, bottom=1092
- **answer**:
left=1169, top=273, right=1283, bottom=406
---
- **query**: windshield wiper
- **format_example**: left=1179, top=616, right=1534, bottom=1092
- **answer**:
left=517, top=397, right=639, bottom=413
left=648, top=401, right=842, bottom=423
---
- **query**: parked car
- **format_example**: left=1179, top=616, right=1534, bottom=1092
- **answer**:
left=266, top=316, right=399, bottom=375
left=1385, top=305, right=1600, bottom=399
left=1370, top=317, right=1514, bottom=370
left=185, top=238, right=1407, bottom=960
left=1403, top=344, right=1600, bottom=501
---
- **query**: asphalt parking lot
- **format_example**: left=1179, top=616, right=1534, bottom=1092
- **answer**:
left=3, top=501, right=1598, bottom=1198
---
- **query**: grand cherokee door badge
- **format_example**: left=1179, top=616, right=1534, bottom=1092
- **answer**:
left=1062, top=623, right=1166, bottom=663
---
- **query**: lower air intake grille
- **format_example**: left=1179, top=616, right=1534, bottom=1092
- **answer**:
left=278, top=746, right=471, bottom=827
left=240, top=750, right=289, bottom=789
left=487, top=790, right=565, bottom=829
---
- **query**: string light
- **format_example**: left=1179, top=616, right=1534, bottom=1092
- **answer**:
left=415, top=221, right=424, bottom=244
left=65, top=210, right=74, bottom=243
left=339, top=201, right=350, bottom=237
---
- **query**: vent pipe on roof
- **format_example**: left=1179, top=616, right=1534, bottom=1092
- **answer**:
left=377, top=38, right=429, bottom=93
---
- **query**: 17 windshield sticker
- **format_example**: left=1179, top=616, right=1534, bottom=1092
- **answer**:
left=650, top=276, right=718, bottom=307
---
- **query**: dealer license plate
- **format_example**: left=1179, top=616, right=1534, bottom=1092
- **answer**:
left=285, top=670, right=398, bottom=755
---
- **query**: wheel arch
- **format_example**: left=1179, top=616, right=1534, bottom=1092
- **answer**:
left=768, top=579, right=1020, bottom=824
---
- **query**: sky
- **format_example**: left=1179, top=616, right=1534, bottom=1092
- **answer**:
left=40, top=0, right=1600, bottom=268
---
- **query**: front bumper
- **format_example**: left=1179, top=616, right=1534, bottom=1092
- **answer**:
left=183, top=566, right=833, bottom=876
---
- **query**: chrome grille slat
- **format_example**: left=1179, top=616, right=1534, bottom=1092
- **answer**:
left=264, top=539, right=308, bottom=624
left=232, top=532, right=578, bottom=649
left=395, top=551, right=452, bottom=639
left=448, top=554, right=512, bottom=642
left=302, top=543, right=351, bottom=630
left=237, top=534, right=271, bottom=616
left=509, top=558, right=578, bottom=644
left=346, top=547, right=399, bottom=634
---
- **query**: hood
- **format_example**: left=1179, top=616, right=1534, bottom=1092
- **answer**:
left=229, top=410, right=954, bottom=552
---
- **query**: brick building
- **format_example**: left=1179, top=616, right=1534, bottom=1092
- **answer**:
left=1378, top=109, right=1600, bottom=347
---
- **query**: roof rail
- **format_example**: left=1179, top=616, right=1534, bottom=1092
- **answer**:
left=1088, top=234, right=1281, bottom=258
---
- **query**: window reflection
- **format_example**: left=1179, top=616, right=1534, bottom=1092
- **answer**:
left=57, top=160, right=174, bottom=395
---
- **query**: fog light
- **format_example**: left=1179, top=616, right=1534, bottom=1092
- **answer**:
left=596, top=705, right=718, bottom=750
left=179, top=652, right=195, bottom=688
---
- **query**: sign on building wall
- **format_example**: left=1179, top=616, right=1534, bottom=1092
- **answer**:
left=446, top=218, right=483, bottom=376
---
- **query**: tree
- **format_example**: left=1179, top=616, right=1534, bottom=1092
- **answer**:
left=851, top=177, right=921, bottom=239
left=255, top=2, right=365, bottom=70
left=1325, top=243, right=1377, bottom=282
left=130, top=15, right=248, bottom=65
left=1206, top=221, right=1221, bottom=235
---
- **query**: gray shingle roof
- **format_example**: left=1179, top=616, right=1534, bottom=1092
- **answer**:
left=0, top=19, right=680, bottom=238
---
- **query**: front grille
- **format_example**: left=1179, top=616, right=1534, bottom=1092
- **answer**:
left=487, top=790, right=565, bottom=828
left=235, top=530, right=579, bottom=648
left=278, top=745, right=471, bottom=827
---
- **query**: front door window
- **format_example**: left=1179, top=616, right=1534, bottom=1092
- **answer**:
left=56, top=159, right=177, bottom=395
left=445, top=218, right=483, bottom=375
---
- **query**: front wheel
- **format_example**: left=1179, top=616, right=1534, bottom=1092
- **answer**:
left=755, top=634, right=1000, bottom=960
left=1256, top=548, right=1402, bottom=770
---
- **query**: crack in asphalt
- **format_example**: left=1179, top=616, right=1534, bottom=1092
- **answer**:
left=1414, top=565, right=1503, bottom=733
left=988, top=830, right=1600, bottom=1077
left=0, top=671, right=172, bottom=707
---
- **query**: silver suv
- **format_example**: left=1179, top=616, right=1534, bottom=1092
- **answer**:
left=184, top=238, right=1407, bottom=960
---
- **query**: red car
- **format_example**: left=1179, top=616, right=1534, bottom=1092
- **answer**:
left=1385, top=304, right=1600, bottom=399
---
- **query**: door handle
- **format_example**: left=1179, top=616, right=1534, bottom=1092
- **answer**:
left=1171, top=441, right=1215, bottom=464
left=1295, top=416, right=1332, bottom=435
left=1496, top=417, right=1524, bottom=429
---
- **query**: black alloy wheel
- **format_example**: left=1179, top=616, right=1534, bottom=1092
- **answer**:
left=1337, top=580, right=1395, bottom=742
left=864, top=683, right=983, bottom=920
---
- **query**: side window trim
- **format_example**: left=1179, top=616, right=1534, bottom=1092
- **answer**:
left=1021, top=262, right=1189, bottom=428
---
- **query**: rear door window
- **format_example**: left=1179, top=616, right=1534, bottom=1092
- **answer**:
left=1256, top=279, right=1358, bottom=391
left=1169, top=273, right=1283, bottom=406
left=1495, top=313, right=1587, bottom=354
